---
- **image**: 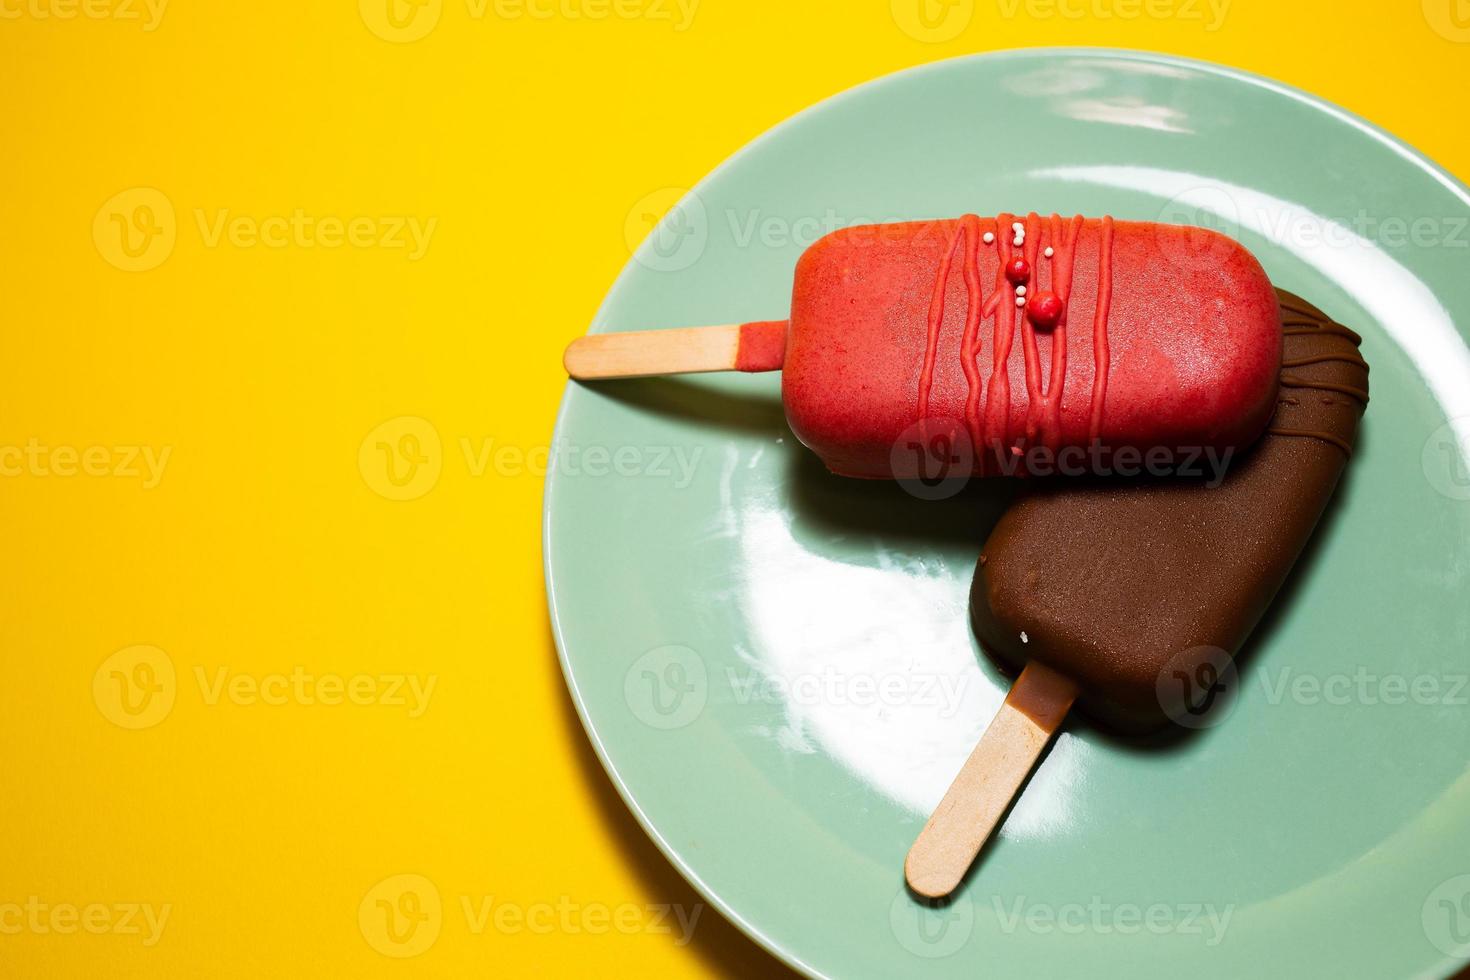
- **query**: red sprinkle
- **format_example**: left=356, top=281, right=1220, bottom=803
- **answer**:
left=1027, top=291, right=1064, bottom=328
left=1005, top=258, right=1031, bottom=285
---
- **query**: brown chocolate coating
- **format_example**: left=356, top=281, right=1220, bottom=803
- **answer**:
left=971, top=290, right=1369, bottom=733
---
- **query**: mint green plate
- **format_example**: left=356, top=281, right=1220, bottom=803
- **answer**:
left=545, top=50, right=1470, bottom=979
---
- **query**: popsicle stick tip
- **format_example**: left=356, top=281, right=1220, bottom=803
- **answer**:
left=562, top=325, right=746, bottom=380
left=904, top=854, right=965, bottom=900
left=562, top=338, right=590, bottom=377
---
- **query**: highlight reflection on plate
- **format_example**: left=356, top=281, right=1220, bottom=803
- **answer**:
left=721, top=443, right=1090, bottom=839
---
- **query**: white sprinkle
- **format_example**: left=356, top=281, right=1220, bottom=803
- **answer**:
left=982, top=231, right=995, bottom=244
left=1044, top=246, right=1055, bottom=258
left=1013, top=237, right=1023, bottom=247
left=1020, top=631, right=1029, bottom=644
left=1015, top=296, right=1026, bottom=307
left=1012, top=222, right=1024, bottom=232
left=1016, top=285, right=1027, bottom=296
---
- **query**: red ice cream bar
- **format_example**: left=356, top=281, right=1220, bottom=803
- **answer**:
left=566, top=213, right=1283, bottom=479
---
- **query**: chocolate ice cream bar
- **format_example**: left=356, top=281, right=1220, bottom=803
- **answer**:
left=971, top=289, right=1369, bottom=732
left=907, top=290, right=1367, bottom=898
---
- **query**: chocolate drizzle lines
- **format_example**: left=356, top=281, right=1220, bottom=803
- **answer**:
left=1282, top=352, right=1370, bottom=371
left=1267, top=427, right=1357, bottom=457
left=1283, top=324, right=1364, bottom=344
left=1280, top=375, right=1370, bottom=404
left=1267, top=299, right=1369, bottom=456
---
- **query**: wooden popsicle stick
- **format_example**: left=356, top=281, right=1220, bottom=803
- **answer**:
left=564, top=325, right=742, bottom=379
left=905, top=662, right=1078, bottom=899
left=564, top=321, right=787, bottom=380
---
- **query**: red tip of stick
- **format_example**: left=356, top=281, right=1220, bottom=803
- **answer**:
left=735, top=321, right=788, bottom=372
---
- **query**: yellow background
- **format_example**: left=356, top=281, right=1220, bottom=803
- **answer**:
left=1, top=0, right=1466, bottom=976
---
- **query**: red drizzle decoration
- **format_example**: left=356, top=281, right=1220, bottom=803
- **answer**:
left=918, top=213, right=1116, bottom=473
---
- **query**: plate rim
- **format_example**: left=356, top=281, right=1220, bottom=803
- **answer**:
left=542, top=46, right=1470, bottom=980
